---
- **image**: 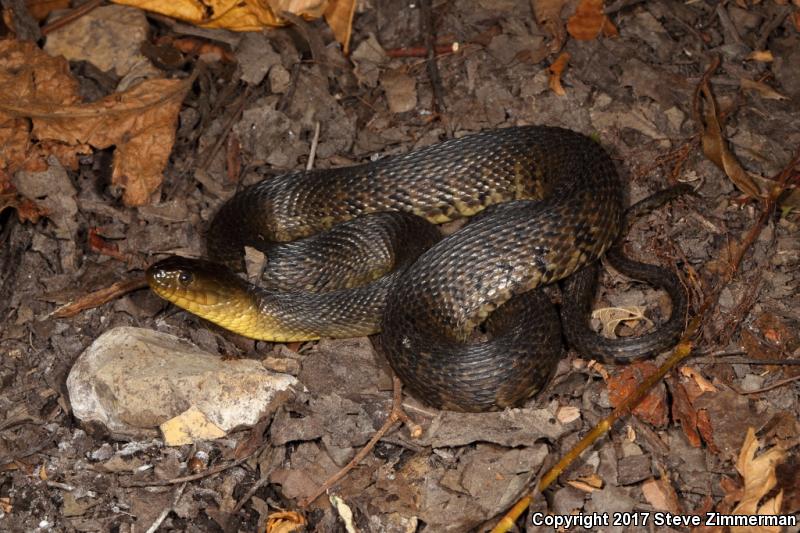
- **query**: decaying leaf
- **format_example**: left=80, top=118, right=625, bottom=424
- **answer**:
left=695, top=73, right=762, bottom=198
left=0, top=40, right=190, bottom=206
left=548, top=51, right=570, bottom=96
left=566, top=0, right=614, bottom=40
left=0, top=40, right=82, bottom=175
left=746, top=50, right=774, bottom=62
left=679, top=366, right=718, bottom=395
left=740, top=78, right=787, bottom=100
left=730, top=428, right=786, bottom=533
left=670, top=376, right=702, bottom=447
left=592, top=306, right=653, bottom=338
left=266, top=510, right=307, bottom=533
left=607, top=361, right=668, bottom=427
left=112, top=0, right=356, bottom=53
left=567, top=473, right=603, bottom=492
left=641, top=472, right=681, bottom=513
left=531, top=0, right=568, bottom=53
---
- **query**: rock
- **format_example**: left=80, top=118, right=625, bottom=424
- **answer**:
left=67, top=327, right=297, bottom=438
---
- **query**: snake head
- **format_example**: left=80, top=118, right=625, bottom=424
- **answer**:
left=146, top=256, right=252, bottom=314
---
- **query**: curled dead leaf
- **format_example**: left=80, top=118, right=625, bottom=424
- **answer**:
left=548, top=51, right=570, bottom=96
left=740, top=78, right=787, bottom=100
left=0, top=41, right=191, bottom=206
left=112, top=0, right=356, bottom=53
left=746, top=50, right=774, bottom=62
left=266, top=510, right=306, bottom=533
left=695, top=76, right=762, bottom=199
left=731, top=427, right=786, bottom=533
left=592, top=306, right=652, bottom=338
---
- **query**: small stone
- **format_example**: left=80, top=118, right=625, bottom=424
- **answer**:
left=67, top=327, right=297, bottom=437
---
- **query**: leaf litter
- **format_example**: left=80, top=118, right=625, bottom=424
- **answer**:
left=0, top=0, right=799, bottom=531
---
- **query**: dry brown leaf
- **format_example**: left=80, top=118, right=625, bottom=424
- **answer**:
left=740, top=78, right=787, bottom=100
left=548, top=51, right=570, bottom=96
left=112, top=0, right=355, bottom=52
left=697, top=83, right=762, bottom=198
left=567, top=0, right=608, bottom=40
left=0, top=40, right=82, bottom=175
left=531, top=0, right=568, bottom=53
left=602, top=16, right=618, bottom=37
left=324, top=0, right=356, bottom=54
left=746, top=50, right=774, bottom=62
left=731, top=427, right=786, bottom=533
left=266, top=510, right=307, bottom=533
left=592, top=305, right=652, bottom=337
left=642, top=475, right=681, bottom=513
left=679, top=366, right=718, bottom=394
left=670, top=378, right=702, bottom=447
left=607, top=361, right=669, bottom=427
left=0, top=41, right=190, bottom=206
left=567, top=473, right=603, bottom=492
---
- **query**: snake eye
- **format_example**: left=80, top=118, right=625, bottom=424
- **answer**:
left=178, top=271, right=194, bottom=285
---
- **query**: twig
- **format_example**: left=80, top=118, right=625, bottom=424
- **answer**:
left=385, top=43, right=459, bottom=58
left=491, top=320, right=700, bottom=533
left=145, top=482, right=186, bottom=533
left=41, top=0, right=104, bottom=36
left=692, top=355, right=800, bottom=366
left=46, top=481, right=75, bottom=491
left=198, top=86, right=251, bottom=172
left=737, top=374, right=800, bottom=395
left=755, top=6, right=792, bottom=51
left=122, top=443, right=267, bottom=487
left=418, top=0, right=448, bottom=129
left=232, top=475, right=271, bottom=514
left=715, top=3, right=746, bottom=48
left=298, top=375, right=421, bottom=507
left=306, top=122, right=321, bottom=171
left=51, top=277, right=148, bottom=318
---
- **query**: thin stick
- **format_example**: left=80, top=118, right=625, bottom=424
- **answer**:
left=306, top=122, right=321, bottom=171
left=737, top=374, right=800, bottom=395
left=122, top=444, right=267, bottom=487
left=52, top=277, right=148, bottom=318
left=145, top=482, right=186, bottom=533
left=418, top=0, right=448, bottom=126
left=299, top=375, right=421, bottom=507
left=41, top=0, right=103, bottom=36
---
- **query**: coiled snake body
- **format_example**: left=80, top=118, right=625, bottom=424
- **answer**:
left=147, top=126, right=686, bottom=412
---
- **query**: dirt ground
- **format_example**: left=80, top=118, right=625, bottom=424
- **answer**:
left=1, top=0, right=799, bottom=531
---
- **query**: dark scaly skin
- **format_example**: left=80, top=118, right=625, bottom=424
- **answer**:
left=147, top=126, right=685, bottom=412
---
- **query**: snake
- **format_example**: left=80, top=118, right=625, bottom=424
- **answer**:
left=147, top=126, right=687, bottom=412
